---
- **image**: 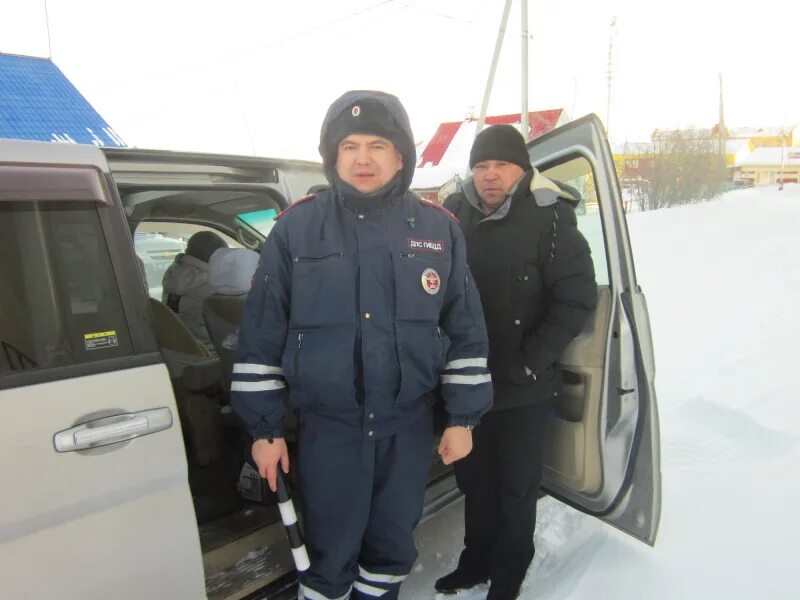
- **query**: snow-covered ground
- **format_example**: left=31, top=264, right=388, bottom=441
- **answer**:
left=403, top=185, right=800, bottom=599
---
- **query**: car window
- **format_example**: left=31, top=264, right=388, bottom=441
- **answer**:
left=0, top=201, right=134, bottom=374
left=237, top=208, right=278, bottom=239
left=134, top=223, right=240, bottom=299
left=539, top=156, right=611, bottom=287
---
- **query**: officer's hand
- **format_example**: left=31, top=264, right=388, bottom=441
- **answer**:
left=252, top=438, right=289, bottom=492
left=438, top=426, right=473, bottom=465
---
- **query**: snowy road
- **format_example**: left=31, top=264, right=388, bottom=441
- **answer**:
left=402, top=186, right=800, bottom=599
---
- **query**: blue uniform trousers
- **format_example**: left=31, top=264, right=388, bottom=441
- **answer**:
left=296, top=413, right=434, bottom=600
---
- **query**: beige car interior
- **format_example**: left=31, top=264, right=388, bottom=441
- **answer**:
left=544, top=287, right=610, bottom=494
left=539, top=156, right=612, bottom=496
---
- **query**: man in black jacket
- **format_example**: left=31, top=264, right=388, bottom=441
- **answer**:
left=435, top=125, right=597, bottom=600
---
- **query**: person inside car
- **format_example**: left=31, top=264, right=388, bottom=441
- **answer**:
left=162, top=230, right=227, bottom=354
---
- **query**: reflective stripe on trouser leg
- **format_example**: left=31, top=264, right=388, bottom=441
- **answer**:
left=358, top=566, right=407, bottom=584
left=297, top=425, right=373, bottom=600
left=298, top=584, right=352, bottom=600
left=352, top=581, right=390, bottom=597
left=354, top=415, right=434, bottom=600
left=351, top=565, right=409, bottom=599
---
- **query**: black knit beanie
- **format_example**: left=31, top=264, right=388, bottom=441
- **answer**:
left=469, top=124, right=531, bottom=170
left=185, top=231, right=227, bottom=264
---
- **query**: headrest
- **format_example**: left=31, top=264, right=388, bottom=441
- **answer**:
left=208, top=248, right=260, bottom=295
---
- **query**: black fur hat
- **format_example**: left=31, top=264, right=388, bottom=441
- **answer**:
left=319, top=90, right=417, bottom=192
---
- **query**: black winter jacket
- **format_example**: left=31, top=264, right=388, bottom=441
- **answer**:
left=443, top=170, right=597, bottom=411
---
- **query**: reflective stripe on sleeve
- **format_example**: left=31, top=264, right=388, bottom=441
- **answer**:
left=443, top=357, right=488, bottom=371
left=441, top=373, right=492, bottom=385
left=230, top=380, right=286, bottom=392
left=232, top=363, right=284, bottom=376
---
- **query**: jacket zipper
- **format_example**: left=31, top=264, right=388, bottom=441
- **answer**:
left=293, top=332, right=304, bottom=380
left=435, top=326, right=445, bottom=365
left=293, top=252, right=343, bottom=263
left=464, top=273, right=472, bottom=318
left=256, top=274, right=269, bottom=327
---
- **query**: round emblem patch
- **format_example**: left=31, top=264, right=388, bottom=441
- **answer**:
left=351, top=105, right=361, bottom=117
left=421, top=268, right=441, bottom=295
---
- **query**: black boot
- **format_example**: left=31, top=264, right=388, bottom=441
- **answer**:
left=434, top=568, right=488, bottom=594
left=486, top=581, right=522, bottom=600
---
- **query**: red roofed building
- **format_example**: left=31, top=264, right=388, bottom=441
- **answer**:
left=412, top=109, right=568, bottom=199
left=418, top=109, right=567, bottom=168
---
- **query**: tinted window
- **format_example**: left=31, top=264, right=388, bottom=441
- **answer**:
left=0, top=201, right=133, bottom=374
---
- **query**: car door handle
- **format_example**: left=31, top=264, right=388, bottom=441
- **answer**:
left=54, top=408, right=173, bottom=452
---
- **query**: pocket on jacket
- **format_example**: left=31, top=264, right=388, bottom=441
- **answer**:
left=488, top=327, right=532, bottom=386
left=281, top=326, right=357, bottom=411
left=395, top=323, right=446, bottom=407
left=391, top=251, right=451, bottom=322
left=290, top=251, right=355, bottom=327
left=511, top=261, right=543, bottom=301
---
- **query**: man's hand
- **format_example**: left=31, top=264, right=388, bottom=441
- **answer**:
left=252, top=438, right=289, bottom=492
left=438, top=426, right=473, bottom=465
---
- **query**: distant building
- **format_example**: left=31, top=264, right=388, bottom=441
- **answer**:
left=732, top=147, right=800, bottom=185
left=412, top=109, right=568, bottom=200
left=612, top=142, right=655, bottom=186
left=0, top=52, right=124, bottom=146
left=722, top=125, right=799, bottom=149
left=717, top=126, right=799, bottom=185
left=615, top=122, right=799, bottom=186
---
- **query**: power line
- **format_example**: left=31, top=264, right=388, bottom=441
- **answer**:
left=405, top=2, right=474, bottom=24
left=606, top=16, right=617, bottom=139
left=230, top=0, right=406, bottom=59
left=98, top=1, right=408, bottom=89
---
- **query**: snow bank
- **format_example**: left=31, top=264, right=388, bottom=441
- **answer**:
left=403, top=184, right=800, bottom=599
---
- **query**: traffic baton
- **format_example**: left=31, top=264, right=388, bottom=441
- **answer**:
left=276, top=470, right=310, bottom=572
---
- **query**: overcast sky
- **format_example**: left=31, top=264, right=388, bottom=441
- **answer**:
left=1, top=0, right=798, bottom=161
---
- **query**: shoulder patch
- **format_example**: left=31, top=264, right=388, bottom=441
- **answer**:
left=418, top=198, right=460, bottom=224
left=276, top=193, right=316, bottom=220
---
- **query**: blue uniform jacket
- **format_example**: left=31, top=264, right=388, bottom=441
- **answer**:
left=231, top=189, right=492, bottom=439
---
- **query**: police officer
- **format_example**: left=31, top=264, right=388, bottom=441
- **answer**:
left=231, top=90, right=493, bottom=600
left=436, top=125, right=597, bottom=599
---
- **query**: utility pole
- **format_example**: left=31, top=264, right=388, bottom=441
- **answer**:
left=606, top=17, right=617, bottom=139
left=44, top=0, right=53, bottom=59
left=521, top=0, right=530, bottom=140
left=718, top=74, right=725, bottom=158
left=779, top=126, right=786, bottom=191
left=718, top=73, right=726, bottom=187
left=476, top=0, right=513, bottom=137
